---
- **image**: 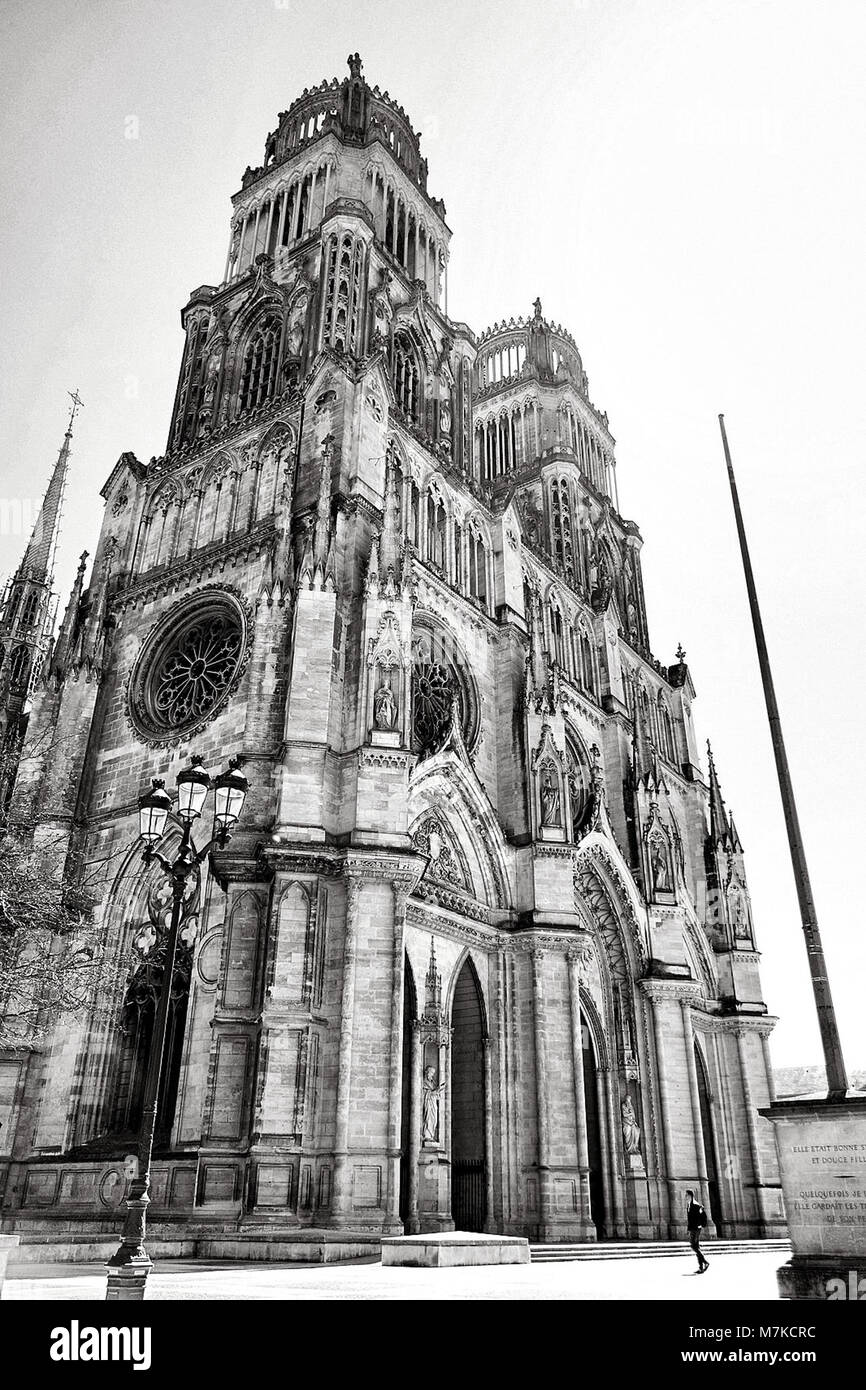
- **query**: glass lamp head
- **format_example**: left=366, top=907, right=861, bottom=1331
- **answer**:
left=138, top=779, right=172, bottom=844
left=213, top=756, right=249, bottom=835
left=175, top=755, right=211, bottom=823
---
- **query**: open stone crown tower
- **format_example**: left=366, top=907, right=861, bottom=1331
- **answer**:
left=0, top=56, right=783, bottom=1252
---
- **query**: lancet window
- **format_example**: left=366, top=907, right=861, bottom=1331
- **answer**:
left=238, top=315, right=282, bottom=413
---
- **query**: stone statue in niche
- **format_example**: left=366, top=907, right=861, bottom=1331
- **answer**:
left=196, top=349, right=221, bottom=436
left=650, top=836, right=672, bottom=894
left=517, top=491, right=543, bottom=549
left=730, top=885, right=750, bottom=939
left=374, top=680, right=397, bottom=731
left=287, top=294, right=307, bottom=359
left=621, top=1095, right=642, bottom=1156
left=422, top=1065, right=445, bottom=1143
left=540, top=769, right=561, bottom=828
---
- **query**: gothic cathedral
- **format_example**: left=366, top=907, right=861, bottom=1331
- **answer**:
left=0, top=57, right=783, bottom=1250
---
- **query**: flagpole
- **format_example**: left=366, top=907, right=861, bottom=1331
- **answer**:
left=718, top=414, right=847, bottom=1101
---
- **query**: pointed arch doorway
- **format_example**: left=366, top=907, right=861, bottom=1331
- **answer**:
left=695, top=1043, right=723, bottom=1230
left=582, top=1012, right=607, bottom=1238
left=450, top=958, right=487, bottom=1232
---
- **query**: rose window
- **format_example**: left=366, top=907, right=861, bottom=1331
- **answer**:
left=153, top=617, right=241, bottom=728
left=129, top=592, right=246, bottom=741
left=412, top=660, right=455, bottom=755
left=410, top=623, right=479, bottom=758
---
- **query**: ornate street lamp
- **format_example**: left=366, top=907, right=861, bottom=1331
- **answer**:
left=106, top=753, right=249, bottom=1301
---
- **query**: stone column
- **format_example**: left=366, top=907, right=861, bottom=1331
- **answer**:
left=276, top=189, right=289, bottom=250
left=530, top=949, right=551, bottom=1236
left=737, top=1027, right=769, bottom=1232
left=330, top=877, right=361, bottom=1222
left=567, top=946, right=593, bottom=1234
left=646, top=990, right=679, bottom=1234
left=385, top=885, right=407, bottom=1232
left=482, top=1035, right=495, bottom=1232
left=604, top=1069, right=625, bottom=1237
left=322, top=161, right=331, bottom=220
left=406, top=1021, right=421, bottom=1234
left=595, top=1068, right=613, bottom=1237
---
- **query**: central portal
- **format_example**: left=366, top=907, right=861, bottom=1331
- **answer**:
left=450, top=958, right=487, bottom=1232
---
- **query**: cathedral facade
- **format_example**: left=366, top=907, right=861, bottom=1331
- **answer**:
left=0, top=57, right=783, bottom=1251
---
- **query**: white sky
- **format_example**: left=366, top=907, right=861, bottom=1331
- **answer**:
left=1, top=0, right=863, bottom=1070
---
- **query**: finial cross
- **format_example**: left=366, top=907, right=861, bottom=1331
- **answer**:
left=67, top=389, right=85, bottom=431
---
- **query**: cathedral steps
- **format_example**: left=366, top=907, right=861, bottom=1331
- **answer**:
left=4, top=1224, right=382, bottom=1268
left=530, top=1239, right=792, bottom=1263
left=5, top=1226, right=790, bottom=1267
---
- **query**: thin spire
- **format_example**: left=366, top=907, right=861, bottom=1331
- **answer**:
left=18, top=392, right=82, bottom=585
left=312, top=435, right=334, bottom=579
left=379, top=453, right=401, bottom=585
left=706, top=740, right=732, bottom=847
left=48, top=550, right=88, bottom=682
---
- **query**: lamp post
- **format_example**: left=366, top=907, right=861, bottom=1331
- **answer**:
left=106, top=754, right=249, bottom=1301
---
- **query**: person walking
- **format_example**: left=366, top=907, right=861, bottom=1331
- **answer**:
left=685, top=1189, right=709, bottom=1272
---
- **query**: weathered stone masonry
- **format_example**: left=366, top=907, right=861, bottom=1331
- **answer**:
left=0, top=54, right=783, bottom=1248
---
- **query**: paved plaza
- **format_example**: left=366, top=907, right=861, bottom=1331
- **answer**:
left=3, top=1248, right=786, bottom=1301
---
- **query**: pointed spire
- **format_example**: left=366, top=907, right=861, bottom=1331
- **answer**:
left=423, top=936, right=443, bottom=1021
left=47, top=550, right=88, bottom=683
left=80, top=539, right=115, bottom=675
left=379, top=454, right=402, bottom=588
left=525, top=590, right=552, bottom=711
left=313, top=435, right=334, bottom=579
left=364, top=533, right=380, bottom=596
left=706, top=740, right=733, bottom=848
left=631, top=684, right=652, bottom=783
left=18, top=392, right=82, bottom=585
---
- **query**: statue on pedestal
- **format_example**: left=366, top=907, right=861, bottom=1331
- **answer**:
left=621, top=1095, right=642, bottom=1156
left=540, top=770, right=561, bottom=827
left=374, top=681, right=397, bottom=731
left=421, top=1065, right=445, bottom=1143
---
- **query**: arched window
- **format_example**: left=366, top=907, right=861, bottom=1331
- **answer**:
left=393, top=332, right=420, bottom=422
left=323, top=233, right=365, bottom=354
left=523, top=576, right=534, bottom=621
left=7, top=588, right=22, bottom=625
left=550, top=479, right=575, bottom=584
left=659, top=698, right=677, bottom=764
left=426, top=493, right=447, bottom=568
left=21, top=592, right=40, bottom=629
left=462, top=360, right=472, bottom=475
left=408, top=480, right=420, bottom=548
left=111, top=875, right=198, bottom=1145
left=551, top=605, right=566, bottom=670
left=239, top=315, right=282, bottom=413
left=469, top=533, right=488, bottom=608
left=626, top=673, right=638, bottom=726
left=453, top=520, right=463, bottom=587
left=579, top=630, right=595, bottom=695
left=9, top=645, right=30, bottom=694
left=566, top=731, right=593, bottom=837
left=513, top=411, right=524, bottom=467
